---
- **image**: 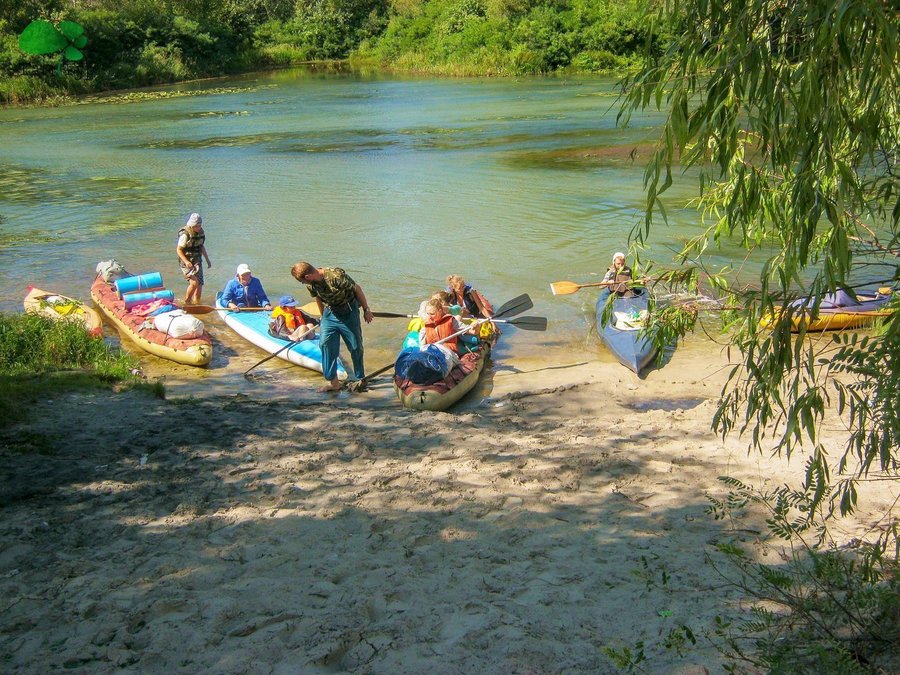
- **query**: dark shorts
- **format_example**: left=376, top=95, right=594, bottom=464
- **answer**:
left=181, top=261, right=204, bottom=285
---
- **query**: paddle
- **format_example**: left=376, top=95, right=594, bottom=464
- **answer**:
left=183, top=300, right=320, bottom=316
left=372, top=311, right=416, bottom=318
left=343, top=293, right=534, bottom=392
left=243, top=324, right=317, bottom=376
left=182, top=304, right=269, bottom=314
left=550, top=278, right=653, bottom=296
left=478, top=315, right=547, bottom=331
left=550, top=280, right=618, bottom=295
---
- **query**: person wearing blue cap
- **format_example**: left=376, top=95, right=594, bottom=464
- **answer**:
left=270, top=295, right=316, bottom=340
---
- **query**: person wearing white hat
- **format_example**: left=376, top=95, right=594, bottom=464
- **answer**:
left=176, top=212, right=212, bottom=305
left=603, top=251, right=634, bottom=296
left=221, top=263, right=272, bottom=311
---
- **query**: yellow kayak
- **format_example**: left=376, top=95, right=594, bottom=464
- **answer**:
left=91, top=276, right=212, bottom=367
left=24, top=286, right=103, bottom=337
left=759, top=288, right=895, bottom=332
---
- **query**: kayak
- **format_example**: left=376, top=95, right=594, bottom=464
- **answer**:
left=393, top=326, right=493, bottom=411
left=759, top=288, right=895, bottom=332
left=24, top=286, right=103, bottom=337
left=215, top=294, right=348, bottom=380
left=595, top=288, right=658, bottom=374
left=90, top=275, right=212, bottom=367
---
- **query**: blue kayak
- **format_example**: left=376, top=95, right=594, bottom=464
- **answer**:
left=595, top=288, right=658, bottom=374
left=216, top=294, right=347, bottom=379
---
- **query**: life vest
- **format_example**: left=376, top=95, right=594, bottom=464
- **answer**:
left=424, top=314, right=458, bottom=353
left=607, top=265, right=634, bottom=296
left=450, top=284, right=491, bottom=318
left=177, top=227, right=205, bottom=263
left=270, top=306, right=307, bottom=332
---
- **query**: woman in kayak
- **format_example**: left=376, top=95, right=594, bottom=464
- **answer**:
left=446, top=274, right=494, bottom=319
left=603, top=252, right=636, bottom=297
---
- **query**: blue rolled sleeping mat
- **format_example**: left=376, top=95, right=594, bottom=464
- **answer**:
left=123, top=289, right=175, bottom=309
left=115, top=272, right=164, bottom=298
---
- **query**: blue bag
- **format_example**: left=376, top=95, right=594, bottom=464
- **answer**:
left=395, top=345, right=448, bottom=385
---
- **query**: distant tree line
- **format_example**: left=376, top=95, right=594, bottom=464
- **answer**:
left=0, top=0, right=669, bottom=102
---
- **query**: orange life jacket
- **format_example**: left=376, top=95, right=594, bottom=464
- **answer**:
left=270, top=306, right=307, bottom=332
left=424, top=314, right=458, bottom=352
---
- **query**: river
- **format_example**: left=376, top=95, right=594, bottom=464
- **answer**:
left=0, top=68, right=731, bottom=396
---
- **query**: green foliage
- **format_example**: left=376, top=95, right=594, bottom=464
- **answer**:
left=617, top=1, right=899, bottom=666
left=601, top=640, right=647, bottom=673
left=0, top=312, right=133, bottom=377
left=0, top=312, right=158, bottom=429
left=0, top=0, right=662, bottom=99
left=356, top=0, right=662, bottom=75
left=619, top=0, right=899, bottom=512
left=705, top=478, right=899, bottom=672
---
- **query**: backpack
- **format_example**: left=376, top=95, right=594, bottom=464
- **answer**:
left=96, top=259, right=128, bottom=283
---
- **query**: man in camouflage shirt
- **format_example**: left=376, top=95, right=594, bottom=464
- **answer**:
left=291, top=262, right=375, bottom=392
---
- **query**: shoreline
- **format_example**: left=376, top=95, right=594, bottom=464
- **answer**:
left=1, top=62, right=628, bottom=108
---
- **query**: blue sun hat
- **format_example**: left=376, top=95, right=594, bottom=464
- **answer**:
left=279, top=295, right=297, bottom=307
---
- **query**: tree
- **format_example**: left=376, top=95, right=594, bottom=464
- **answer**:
left=614, top=2, right=899, bottom=667
left=618, top=0, right=899, bottom=519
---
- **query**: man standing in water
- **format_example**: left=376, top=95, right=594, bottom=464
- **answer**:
left=291, top=262, right=375, bottom=392
left=176, top=213, right=211, bottom=305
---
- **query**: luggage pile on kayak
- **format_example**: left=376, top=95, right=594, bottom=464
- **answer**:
left=390, top=293, right=538, bottom=411
left=90, top=261, right=212, bottom=367
left=393, top=321, right=494, bottom=411
left=759, top=287, right=895, bottom=332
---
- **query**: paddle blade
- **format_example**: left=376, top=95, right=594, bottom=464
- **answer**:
left=550, top=281, right=581, bottom=296
left=181, top=304, right=215, bottom=314
left=494, top=293, right=533, bottom=319
left=301, top=301, right=321, bottom=318
left=505, top=315, right=548, bottom=331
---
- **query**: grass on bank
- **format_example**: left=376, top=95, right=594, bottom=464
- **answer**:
left=0, top=312, right=164, bottom=432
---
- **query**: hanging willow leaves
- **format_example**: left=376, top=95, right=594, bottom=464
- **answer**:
left=617, top=0, right=899, bottom=519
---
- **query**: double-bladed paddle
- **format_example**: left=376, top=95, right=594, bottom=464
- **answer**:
left=483, top=315, right=548, bottom=331
left=183, top=300, right=320, bottom=316
left=343, top=293, right=534, bottom=392
left=373, top=312, right=547, bottom=331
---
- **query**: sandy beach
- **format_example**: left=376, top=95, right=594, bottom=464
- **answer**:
left=1, top=342, right=896, bottom=673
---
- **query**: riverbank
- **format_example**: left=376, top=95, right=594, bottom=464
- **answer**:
left=1, top=347, right=895, bottom=671
left=1, top=0, right=656, bottom=105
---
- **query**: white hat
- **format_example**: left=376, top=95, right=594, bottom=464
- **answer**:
left=186, top=213, right=202, bottom=228
left=236, top=264, right=251, bottom=276
left=612, top=252, right=626, bottom=263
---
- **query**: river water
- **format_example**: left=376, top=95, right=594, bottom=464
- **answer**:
left=0, top=68, right=735, bottom=396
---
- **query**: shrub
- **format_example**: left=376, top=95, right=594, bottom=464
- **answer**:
left=570, top=48, right=620, bottom=72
